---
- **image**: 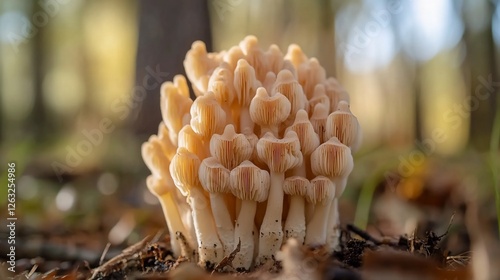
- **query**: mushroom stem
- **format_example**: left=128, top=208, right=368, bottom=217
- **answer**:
left=284, top=195, right=306, bottom=244
left=188, top=188, right=224, bottom=268
left=209, top=193, right=235, bottom=256
left=258, top=171, right=284, bottom=264
left=305, top=201, right=332, bottom=245
left=326, top=198, right=341, bottom=252
left=234, top=199, right=258, bottom=270
left=157, top=192, right=186, bottom=256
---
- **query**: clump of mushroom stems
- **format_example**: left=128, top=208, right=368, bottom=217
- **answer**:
left=142, top=36, right=361, bottom=270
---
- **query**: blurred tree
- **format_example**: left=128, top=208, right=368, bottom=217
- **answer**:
left=463, top=0, right=498, bottom=150
left=131, top=0, right=212, bottom=137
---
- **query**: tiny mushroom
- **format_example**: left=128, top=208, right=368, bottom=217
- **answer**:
left=250, top=87, right=291, bottom=137
left=283, top=176, right=310, bottom=244
left=230, top=160, right=270, bottom=271
left=170, top=147, right=224, bottom=268
left=304, top=176, right=336, bottom=245
left=199, top=157, right=234, bottom=256
left=256, top=130, right=303, bottom=265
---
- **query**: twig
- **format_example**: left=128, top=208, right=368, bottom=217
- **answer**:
left=212, top=238, right=241, bottom=274
left=346, top=224, right=381, bottom=245
left=99, top=243, right=111, bottom=266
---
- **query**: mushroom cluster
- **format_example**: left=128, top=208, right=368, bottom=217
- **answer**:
left=142, top=36, right=361, bottom=271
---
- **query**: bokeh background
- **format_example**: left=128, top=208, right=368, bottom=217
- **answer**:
left=0, top=0, right=499, bottom=271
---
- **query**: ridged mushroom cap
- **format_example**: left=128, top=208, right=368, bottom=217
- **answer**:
left=249, top=87, right=291, bottom=128
left=157, top=122, right=177, bottom=161
left=266, top=44, right=284, bottom=74
left=169, top=147, right=202, bottom=196
left=285, top=110, right=320, bottom=156
left=173, top=75, right=190, bottom=98
left=283, top=176, right=310, bottom=196
left=234, top=59, right=260, bottom=108
left=208, top=64, right=235, bottom=106
left=324, top=77, right=350, bottom=112
left=272, top=70, right=308, bottom=121
left=190, top=92, right=227, bottom=138
left=178, top=125, right=208, bottom=159
left=284, top=44, right=308, bottom=69
left=325, top=101, right=360, bottom=150
left=160, top=82, right=193, bottom=136
left=310, top=103, right=329, bottom=143
left=308, top=84, right=330, bottom=115
left=142, top=136, right=171, bottom=181
left=209, top=124, right=253, bottom=170
left=223, top=46, right=245, bottom=71
left=306, top=176, right=335, bottom=205
left=256, top=131, right=303, bottom=173
left=230, top=160, right=270, bottom=202
left=199, top=157, right=231, bottom=194
left=310, top=137, right=354, bottom=179
left=146, top=175, right=174, bottom=197
left=298, top=58, right=326, bottom=99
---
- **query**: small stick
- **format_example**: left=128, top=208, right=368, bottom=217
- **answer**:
left=99, top=243, right=111, bottom=266
left=346, top=224, right=381, bottom=245
left=212, top=238, right=241, bottom=274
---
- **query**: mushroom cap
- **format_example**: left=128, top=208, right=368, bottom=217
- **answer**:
left=173, top=75, right=190, bottom=98
left=266, top=44, right=284, bottom=74
left=223, top=46, right=245, bottom=71
left=142, top=136, right=170, bottom=181
left=284, top=44, right=308, bottom=69
left=308, top=84, right=330, bottom=115
left=146, top=174, right=176, bottom=197
left=190, top=92, right=227, bottom=138
left=208, top=64, right=235, bottom=106
left=325, top=101, right=360, bottom=149
left=263, top=71, right=277, bottom=93
left=306, top=176, right=335, bottom=205
left=169, top=147, right=202, bottom=196
left=310, top=137, right=354, bottom=179
left=285, top=109, right=320, bottom=156
left=230, top=160, right=270, bottom=202
left=324, top=77, right=350, bottom=112
left=298, top=58, right=326, bottom=99
left=160, top=82, right=193, bottom=136
left=157, top=122, right=177, bottom=161
left=310, top=103, right=329, bottom=143
left=209, top=124, right=253, bottom=170
left=199, top=157, right=231, bottom=194
left=233, top=59, right=259, bottom=107
left=178, top=125, right=208, bottom=159
left=249, top=87, right=291, bottom=127
left=272, top=69, right=307, bottom=121
left=256, top=130, right=303, bottom=173
left=283, top=176, right=310, bottom=196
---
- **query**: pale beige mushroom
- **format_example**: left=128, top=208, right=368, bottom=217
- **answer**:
left=209, top=124, right=253, bottom=170
left=283, top=176, right=310, bottom=244
left=250, top=87, right=291, bottom=137
left=304, top=176, right=335, bottom=245
left=230, top=160, right=270, bottom=271
left=325, top=100, right=361, bottom=152
left=256, top=131, right=303, bottom=265
left=160, top=82, right=193, bottom=145
left=170, top=147, right=224, bottom=268
left=310, top=137, right=354, bottom=250
left=199, top=157, right=234, bottom=256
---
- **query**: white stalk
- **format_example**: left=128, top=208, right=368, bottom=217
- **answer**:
left=210, top=193, right=234, bottom=256
left=233, top=200, right=257, bottom=270
left=326, top=198, right=340, bottom=252
left=188, top=188, right=224, bottom=268
left=284, top=195, right=306, bottom=244
left=158, top=192, right=186, bottom=256
left=257, top=171, right=284, bottom=264
left=305, top=201, right=332, bottom=246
